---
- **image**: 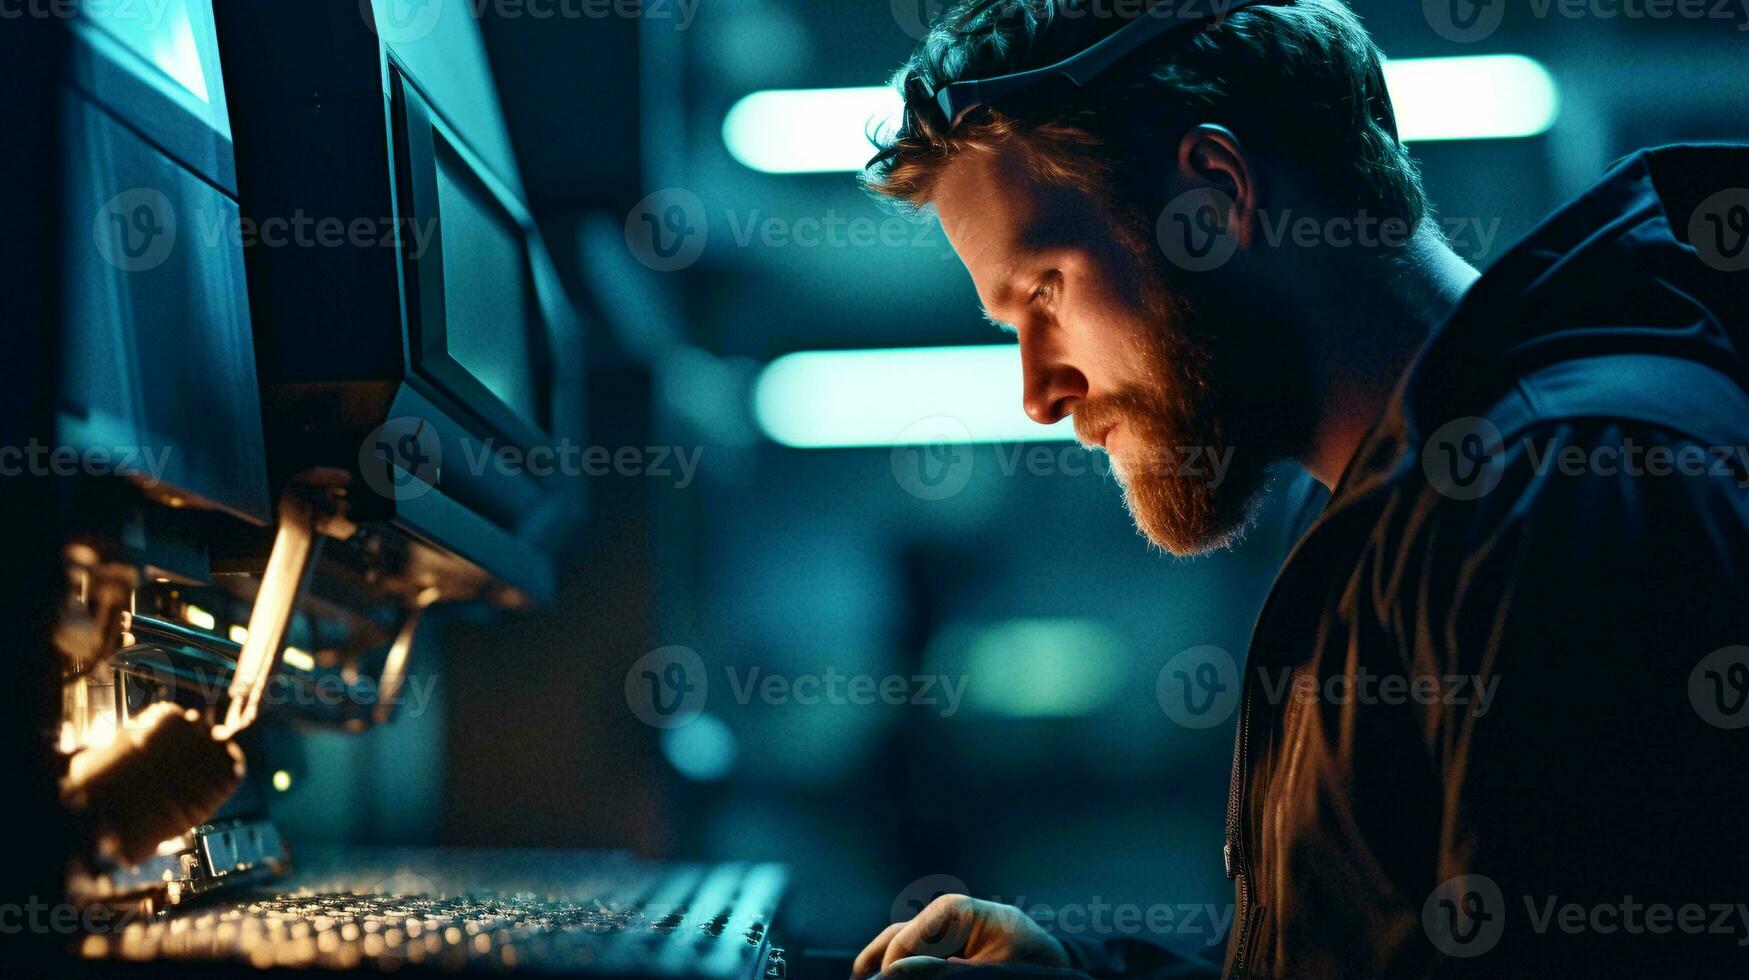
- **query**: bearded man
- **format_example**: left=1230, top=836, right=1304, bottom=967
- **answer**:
left=847, top=1, right=1749, bottom=976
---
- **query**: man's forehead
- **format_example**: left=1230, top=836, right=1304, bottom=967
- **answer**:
left=933, top=149, right=1037, bottom=244
left=932, top=148, right=1083, bottom=271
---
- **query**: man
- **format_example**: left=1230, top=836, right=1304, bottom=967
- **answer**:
left=849, top=0, right=1749, bottom=976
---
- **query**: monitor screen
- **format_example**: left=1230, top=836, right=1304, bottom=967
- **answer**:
left=78, top=0, right=229, bottom=136
left=432, top=136, right=543, bottom=429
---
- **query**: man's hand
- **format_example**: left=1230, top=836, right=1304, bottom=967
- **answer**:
left=852, top=894, right=1071, bottom=980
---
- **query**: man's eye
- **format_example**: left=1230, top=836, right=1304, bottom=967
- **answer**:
left=1031, top=272, right=1060, bottom=306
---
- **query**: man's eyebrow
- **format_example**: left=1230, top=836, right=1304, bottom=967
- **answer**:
left=981, top=307, right=1017, bottom=334
left=978, top=262, right=1026, bottom=334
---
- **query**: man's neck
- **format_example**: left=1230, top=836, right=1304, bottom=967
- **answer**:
left=1299, top=226, right=1481, bottom=490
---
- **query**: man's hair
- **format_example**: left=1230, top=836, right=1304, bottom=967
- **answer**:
left=864, top=0, right=1427, bottom=238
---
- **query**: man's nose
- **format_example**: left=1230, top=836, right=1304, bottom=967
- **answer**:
left=1020, top=341, right=1087, bottom=426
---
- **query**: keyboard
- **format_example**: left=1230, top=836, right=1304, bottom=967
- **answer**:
left=78, top=847, right=787, bottom=978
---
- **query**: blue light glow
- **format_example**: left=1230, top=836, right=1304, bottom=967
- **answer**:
left=925, top=619, right=1127, bottom=718
left=722, top=86, right=902, bottom=175
left=1385, top=55, right=1559, bottom=143
left=753, top=346, right=1075, bottom=448
left=723, top=56, right=1559, bottom=173
left=660, top=713, right=737, bottom=782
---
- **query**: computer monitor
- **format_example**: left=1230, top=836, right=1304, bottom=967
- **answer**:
left=58, top=0, right=272, bottom=532
left=212, top=0, right=586, bottom=604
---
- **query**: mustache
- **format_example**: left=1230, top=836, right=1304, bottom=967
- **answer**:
left=1073, top=389, right=1161, bottom=449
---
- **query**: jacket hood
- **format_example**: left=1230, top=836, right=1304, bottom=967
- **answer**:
left=1338, top=143, right=1749, bottom=498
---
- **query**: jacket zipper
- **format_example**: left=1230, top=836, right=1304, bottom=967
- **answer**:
left=1226, top=674, right=1255, bottom=975
left=1224, top=472, right=1386, bottom=976
left=1224, top=411, right=1425, bottom=976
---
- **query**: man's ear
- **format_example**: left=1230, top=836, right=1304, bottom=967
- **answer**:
left=1174, top=124, right=1258, bottom=248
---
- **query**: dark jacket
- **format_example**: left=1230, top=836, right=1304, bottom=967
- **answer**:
left=1077, top=144, right=1749, bottom=978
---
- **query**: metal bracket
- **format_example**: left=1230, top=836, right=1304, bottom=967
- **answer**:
left=216, top=471, right=354, bottom=739
left=372, top=584, right=441, bottom=726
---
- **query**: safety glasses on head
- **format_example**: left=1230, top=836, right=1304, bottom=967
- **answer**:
left=932, top=0, right=1277, bottom=131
